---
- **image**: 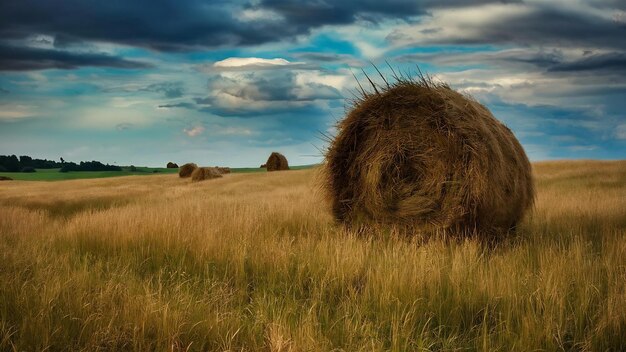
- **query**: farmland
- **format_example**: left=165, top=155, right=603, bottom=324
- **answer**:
left=0, top=160, right=625, bottom=351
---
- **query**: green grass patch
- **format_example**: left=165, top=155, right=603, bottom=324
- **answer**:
left=0, top=164, right=318, bottom=181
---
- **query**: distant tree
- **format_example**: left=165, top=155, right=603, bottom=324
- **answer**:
left=21, top=166, right=36, bottom=173
left=60, top=157, right=65, bottom=163
left=129, top=165, right=137, bottom=172
left=60, top=161, right=121, bottom=172
left=0, top=155, right=20, bottom=172
left=19, top=155, right=33, bottom=167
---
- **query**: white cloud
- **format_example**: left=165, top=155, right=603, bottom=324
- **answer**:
left=212, top=57, right=303, bottom=70
left=0, top=104, right=35, bottom=120
left=238, top=8, right=284, bottom=22
left=184, top=125, right=205, bottom=137
left=615, top=124, right=626, bottom=140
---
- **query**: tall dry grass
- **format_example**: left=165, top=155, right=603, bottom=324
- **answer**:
left=0, top=160, right=625, bottom=351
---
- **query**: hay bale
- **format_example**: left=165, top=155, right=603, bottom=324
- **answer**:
left=0, top=176, right=12, bottom=181
left=178, top=163, right=198, bottom=178
left=260, top=164, right=267, bottom=168
left=191, top=167, right=222, bottom=182
left=323, top=76, right=534, bottom=237
left=265, top=152, right=289, bottom=172
left=167, top=162, right=179, bottom=168
left=216, top=167, right=231, bottom=174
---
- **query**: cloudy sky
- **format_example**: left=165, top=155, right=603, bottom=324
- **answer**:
left=1, top=0, right=625, bottom=167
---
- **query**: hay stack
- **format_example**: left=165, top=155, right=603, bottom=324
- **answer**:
left=323, top=76, right=534, bottom=237
left=191, top=167, right=222, bottom=182
left=216, top=167, right=231, bottom=174
left=167, top=162, right=179, bottom=168
left=178, top=163, right=198, bottom=178
left=265, top=152, right=289, bottom=171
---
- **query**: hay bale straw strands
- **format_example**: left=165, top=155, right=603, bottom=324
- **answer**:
left=323, top=70, right=534, bottom=237
left=264, top=152, right=289, bottom=171
left=178, top=163, right=198, bottom=178
left=191, top=167, right=222, bottom=182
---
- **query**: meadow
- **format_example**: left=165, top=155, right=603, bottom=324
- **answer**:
left=0, top=160, right=624, bottom=351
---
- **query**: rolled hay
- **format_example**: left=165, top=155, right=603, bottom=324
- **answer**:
left=265, top=152, right=289, bottom=171
left=191, top=167, right=222, bottom=182
left=178, top=163, right=198, bottom=178
left=216, top=167, right=231, bottom=174
left=323, top=76, right=534, bottom=237
left=167, top=162, right=179, bottom=168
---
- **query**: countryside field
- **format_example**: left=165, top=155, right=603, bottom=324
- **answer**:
left=0, top=160, right=625, bottom=351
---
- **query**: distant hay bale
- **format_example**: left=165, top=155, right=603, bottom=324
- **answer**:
left=216, top=167, right=231, bottom=174
left=178, top=163, right=198, bottom=178
left=323, top=75, right=534, bottom=237
left=167, top=162, right=179, bottom=168
left=260, top=164, right=267, bottom=168
left=0, top=176, right=12, bottom=181
left=265, top=152, right=289, bottom=172
left=191, top=167, right=223, bottom=182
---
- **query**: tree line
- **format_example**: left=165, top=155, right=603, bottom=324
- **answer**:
left=0, top=155, right=122, bottom=172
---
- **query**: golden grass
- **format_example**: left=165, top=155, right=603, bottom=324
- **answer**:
left=0, top=160, right=625, bottom=351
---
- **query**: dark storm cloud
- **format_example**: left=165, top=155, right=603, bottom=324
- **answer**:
left=388, top=4, right=626, bottom=50
left=396, top=49, right=563, bottom=69
left=395, top=48, right=626, bottom=80
left=0, top=44, right=152, bottom=71
left=548, top=52, right=626, bottom=72
left=158, top=102, right=196, bottom=109
left=0, top=0, right=524, bottom=53
left=141, top=82, right=185, bottom=98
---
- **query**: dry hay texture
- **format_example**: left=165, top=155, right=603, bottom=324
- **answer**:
left=167, top=162, right=179, bottom=168
left=216, top=167, right=231, bottom=174
left=191, top=167, right=223, bottom=182
left=265, top=152, right=289, bottom=171
left=178, top=163, right=198, bottom=178
left=323, top=75, right=534, bottom=237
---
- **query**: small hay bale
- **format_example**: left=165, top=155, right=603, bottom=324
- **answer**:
left=191, top=167, right=222, bottom=182
left=216, top=167, right=231, bottom=174
left=0, top=176, right=12, bottom=181
left=323, top=75, right=534, bottom=237
left=265, top=152, right=289, bottom=172
left=167, top=162, right=179, bottom=168
left=178, top=163, right=198, bottom=178
left=260, top=164, right=267, bottom=168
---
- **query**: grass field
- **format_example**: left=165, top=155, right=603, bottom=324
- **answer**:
left=0, top=160, right=625, bottom=351
left=0, top=165, right=315, bottom=181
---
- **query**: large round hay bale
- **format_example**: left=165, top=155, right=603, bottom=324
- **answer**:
left=323, top=77, right=534, bottom=237
left=167, top=162, right=179, bottom=168
left=178, top=163, right=198, bottom=178
left=191, top=167, right=222, bottom=182
left=265, top=152, right=289, bottom=172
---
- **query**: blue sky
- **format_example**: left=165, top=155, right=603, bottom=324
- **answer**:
left=1, top=0, right=625, bottom=167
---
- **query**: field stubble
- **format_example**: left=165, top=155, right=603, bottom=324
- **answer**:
left=0, top=160, right=625, bottom=351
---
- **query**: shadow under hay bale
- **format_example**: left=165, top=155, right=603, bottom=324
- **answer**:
left=265, top=152, right=289, bottom=172
left=178, top=163, right=198, bottom=178
left=191, top=167, right=222, bottom=182
left=0, top=176, right=12, bottom=181
left=323, top=73, right=534, bottom=238
left=167, top=162, right=179, bottom=168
